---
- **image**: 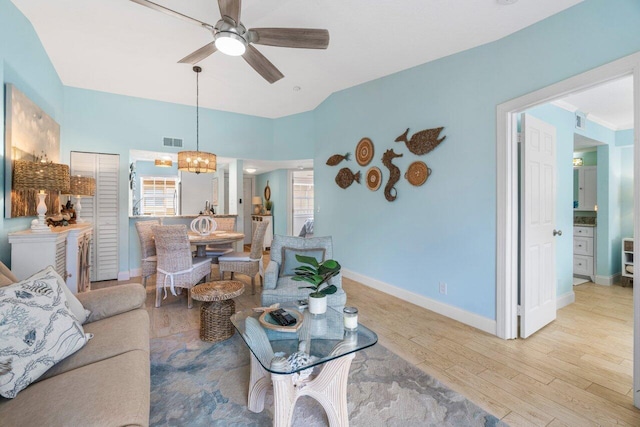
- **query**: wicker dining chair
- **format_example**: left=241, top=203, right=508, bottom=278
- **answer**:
left=205, top=216, right=237, bottom=259
left=218, top=220, right=269, bottom=295
left=152, top=224, right=212, bottom=308
left=135, top=220, right=160, bottom=287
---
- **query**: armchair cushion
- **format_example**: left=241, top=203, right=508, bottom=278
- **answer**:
left=280, top=247, right=326, bottom=277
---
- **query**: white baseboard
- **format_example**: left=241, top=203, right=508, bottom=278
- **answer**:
left=342, top=268, right=497, bottom=335
left=557, top=290, right=575, bottom=310
left=595, top=273, right=620, bottom=286
left=129, top=268, right=141, bottom=279
left=118, top=271, right=131, bottom=281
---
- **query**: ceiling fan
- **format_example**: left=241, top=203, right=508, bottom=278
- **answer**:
left=130, top=0, right=330, bottom=84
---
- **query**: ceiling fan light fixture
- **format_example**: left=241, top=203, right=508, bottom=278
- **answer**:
left=215, top=32, right=246, bottom=56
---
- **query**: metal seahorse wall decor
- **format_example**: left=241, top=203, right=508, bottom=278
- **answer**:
left=395, top=126, right=446, bottom=155
left=381, top=149, right=403, bottom=202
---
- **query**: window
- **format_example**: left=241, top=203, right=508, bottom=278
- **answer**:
left=140, top=177, right=178, bottom=216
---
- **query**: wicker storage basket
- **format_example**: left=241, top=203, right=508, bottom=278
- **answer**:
left=200, top=299, right=236, bottom=343
left=624, top=240, right=634, bottom=252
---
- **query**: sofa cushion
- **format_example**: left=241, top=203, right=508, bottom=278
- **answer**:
left=0, top=278, right=91, bottom=398
left=280, top=247, right=326, bottom=277
left=77, top=283, right=146, bottom=324
left=25, top=266, right=90, bottom=324
left=0, top=349, right=150, bottom=427
left=38, top=308, right=149, bottom=382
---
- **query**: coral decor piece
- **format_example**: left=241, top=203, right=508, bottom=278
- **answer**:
left=334, top=168, right=361, bottom=189
left=325, top=152, right=351, bottom=166
left=395, top=127, right=446, bottom=156
left=382, top=149, right=403, bottom=202
left=355, top=138, right=374, bottom=166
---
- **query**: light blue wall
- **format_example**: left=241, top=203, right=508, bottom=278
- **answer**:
left=312, top=0, right=640, bottom=320
left=0, top=0, right=65, bottom=266
left=273, top=111, right=315, bottom=160
left=256, top=170, right=288, bottom=236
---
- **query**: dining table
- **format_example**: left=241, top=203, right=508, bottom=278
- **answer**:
left=188, top=230, right=245, bottom=258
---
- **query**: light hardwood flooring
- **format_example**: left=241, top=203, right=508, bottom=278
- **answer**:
left=97, top=263, right=639, bottom=426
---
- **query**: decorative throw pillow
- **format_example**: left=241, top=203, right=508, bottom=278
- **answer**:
left=25, top=266, right=90, bottom=324
left=280, top=247, right=326, bottom=277
left=0, top=277, right=91, bottom=398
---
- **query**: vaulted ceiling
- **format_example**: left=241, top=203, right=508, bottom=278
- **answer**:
left=12, top=0, right=582, bottom=118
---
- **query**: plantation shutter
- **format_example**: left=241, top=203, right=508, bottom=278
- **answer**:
left=70, top=152, right=119, bottom=282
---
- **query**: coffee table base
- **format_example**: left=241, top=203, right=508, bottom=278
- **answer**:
left=247, top=352, right=355, bottom=427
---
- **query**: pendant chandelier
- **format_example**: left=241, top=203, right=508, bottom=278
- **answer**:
left=178, top=66, right=217, bottom=174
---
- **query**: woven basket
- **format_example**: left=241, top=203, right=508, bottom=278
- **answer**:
left=624, top=240, right=634, bottom=252
left=200, top=299, right=236, bottom=343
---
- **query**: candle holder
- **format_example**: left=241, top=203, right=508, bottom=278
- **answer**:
left=343, top=306, right=358, bottom=331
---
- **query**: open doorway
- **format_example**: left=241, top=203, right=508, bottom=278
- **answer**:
left=291, top=170, right=314, bottom=237
left=497, top=53, right=640, bottom=407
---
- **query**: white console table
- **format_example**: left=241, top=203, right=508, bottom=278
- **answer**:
left=8, top=223, right=93, bottom=293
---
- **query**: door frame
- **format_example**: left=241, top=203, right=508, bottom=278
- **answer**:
left=496, top=51, right=640, bottom=407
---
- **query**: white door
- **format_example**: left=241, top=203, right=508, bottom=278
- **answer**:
left=520, top=113, right=557, bottom=338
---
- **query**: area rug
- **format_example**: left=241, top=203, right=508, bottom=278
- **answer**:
left=150, top=330, right=505, bottom=426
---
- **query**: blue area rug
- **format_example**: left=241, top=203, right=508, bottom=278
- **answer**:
left=150, top=330, right=505, bottom=426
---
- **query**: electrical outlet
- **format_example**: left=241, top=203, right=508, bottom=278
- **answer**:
left=439, top=282, right=447, bottom=295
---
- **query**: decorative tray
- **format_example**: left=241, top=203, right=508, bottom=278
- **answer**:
left=258, top=309, right=304, bottom=333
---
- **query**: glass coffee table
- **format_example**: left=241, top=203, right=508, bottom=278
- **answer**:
left=231, top=305, right=377, bottom=427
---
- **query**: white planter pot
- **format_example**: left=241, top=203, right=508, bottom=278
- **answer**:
left=308, top=294, right=327, bottom=315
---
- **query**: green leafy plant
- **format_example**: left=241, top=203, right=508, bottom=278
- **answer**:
left=265, top=200, right=273, bottom=211
left=292, top=255, right=341, bottom=298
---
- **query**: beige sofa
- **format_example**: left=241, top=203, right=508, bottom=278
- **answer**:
left=0, top=282, right=150, bottom=427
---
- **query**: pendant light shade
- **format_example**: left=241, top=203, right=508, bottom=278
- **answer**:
left=178, top=66, right=217, bottom=174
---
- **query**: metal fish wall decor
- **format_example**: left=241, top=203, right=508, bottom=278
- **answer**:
left=326, top=152, right=351, bottom=166
left=335, top=168, right=361, bottom=189
left=395, top=126, right=446, bottom=156
left=382, top=149, right=403, bottom=202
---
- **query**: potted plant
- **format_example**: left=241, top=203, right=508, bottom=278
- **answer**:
left=292, top=255, right=341, bottom=314
left=265, top=200, right=273, bottom=214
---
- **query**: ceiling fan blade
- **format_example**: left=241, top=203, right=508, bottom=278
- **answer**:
left=249, top=28, right=329, bottom=49
left=218, top=0, right=241, bottom=24
left=178, top=42, right=218, bottom=64
left=242, top=45, right=284, bottom=84
left=130, top=0, right=212, bottom=27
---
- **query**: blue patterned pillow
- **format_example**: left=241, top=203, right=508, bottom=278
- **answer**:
left=280, top=247, right=326, bottom=277
left=0, top=277, right=91, bottom=398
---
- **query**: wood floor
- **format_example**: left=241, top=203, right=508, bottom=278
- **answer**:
left=98, top=265, right=639, bottom=426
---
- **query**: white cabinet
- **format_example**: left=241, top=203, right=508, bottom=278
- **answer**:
left=8, top=223, right=93, bottom=293
left=574, top=166, right=597, bottom=211
left=622, top=238, right=633, bottom=287
left=252, top=215, right=273, bottom=250
left=573, top=225, right=596, bottom=281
